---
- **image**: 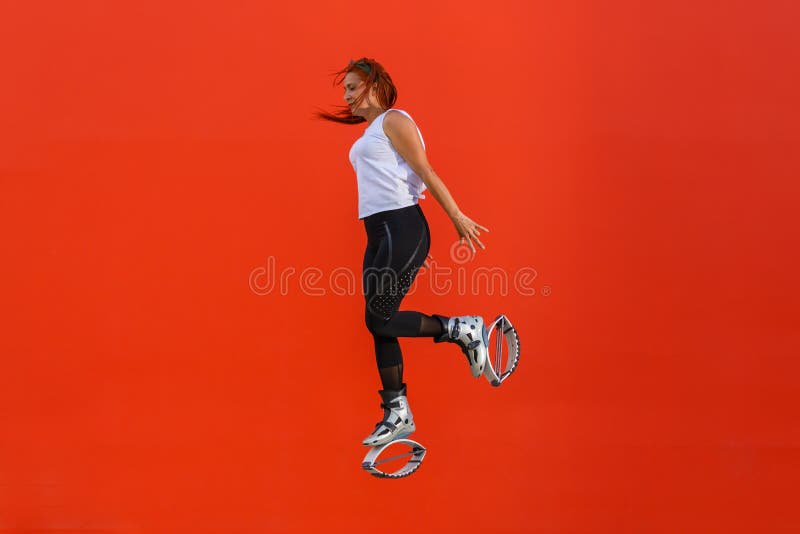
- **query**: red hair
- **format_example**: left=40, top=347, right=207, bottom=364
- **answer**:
left=314, top=57, right=398, bottom=124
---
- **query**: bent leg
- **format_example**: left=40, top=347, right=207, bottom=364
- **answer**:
left=365, top=307, right=445, bottom=339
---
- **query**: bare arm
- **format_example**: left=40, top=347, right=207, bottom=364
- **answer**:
left=383, top=111, right=489, bottom=253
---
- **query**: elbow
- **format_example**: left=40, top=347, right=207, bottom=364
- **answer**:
left=419, top=167, right=437, bottom=186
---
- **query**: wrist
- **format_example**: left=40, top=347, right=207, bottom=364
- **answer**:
left=447, top=208, right=462, bottom=220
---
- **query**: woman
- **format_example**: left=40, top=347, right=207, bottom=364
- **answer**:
left=316, top=57, right=492, bottom=448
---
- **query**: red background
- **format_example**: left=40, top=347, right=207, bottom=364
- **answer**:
left=1, top=0, right=799, bottom=532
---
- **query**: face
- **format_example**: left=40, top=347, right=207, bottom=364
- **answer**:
left=342, top=71, right=378, bottom=117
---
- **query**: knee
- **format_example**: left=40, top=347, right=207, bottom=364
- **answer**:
left=365, top=308, right=390, bottom=336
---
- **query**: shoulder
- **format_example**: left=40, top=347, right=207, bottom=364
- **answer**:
left=382, top=109, right=419, bottom=134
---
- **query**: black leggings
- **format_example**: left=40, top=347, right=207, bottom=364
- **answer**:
left=362, top=203, right=439, bottom=370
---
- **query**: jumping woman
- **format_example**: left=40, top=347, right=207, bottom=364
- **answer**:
left=316, top=57, right=492, bottom=448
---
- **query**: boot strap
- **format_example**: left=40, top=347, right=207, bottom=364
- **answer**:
left=374, top=419, right=398, bottom=431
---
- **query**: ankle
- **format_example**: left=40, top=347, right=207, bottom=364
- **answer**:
left=431, top=314, right=450, bottom=342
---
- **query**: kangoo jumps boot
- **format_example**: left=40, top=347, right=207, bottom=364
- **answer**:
left=361, top=383, right=416, bottom=447
left=432, top=314, right=488, bottom=378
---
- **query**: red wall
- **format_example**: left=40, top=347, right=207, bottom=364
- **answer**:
left=1, top=0, right=798, bottom=532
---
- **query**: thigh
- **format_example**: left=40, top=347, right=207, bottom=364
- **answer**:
left=382, top=206, right=430, bottom=275
left=363, top=237, right=395, bottom=322
left=374, top=232, right=429, bottom=318
left=362, top=205, right=430, bottom=320
left=362, top=241, right=380, bottom=302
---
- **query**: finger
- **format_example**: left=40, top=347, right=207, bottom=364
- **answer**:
left=473, top=235, right=485, bottom=250
left=467, top=238, right=476, bottom=253
left=478, top=224, right=490, bottom=232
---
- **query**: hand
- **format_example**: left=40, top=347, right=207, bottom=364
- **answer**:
left=451, top=211, right=490, bottom=253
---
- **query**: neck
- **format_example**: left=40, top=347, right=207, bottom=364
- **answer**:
left=364, top=107, right=387, bottom=126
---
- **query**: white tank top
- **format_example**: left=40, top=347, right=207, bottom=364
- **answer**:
left=349, top=108, right=428, bottom=219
